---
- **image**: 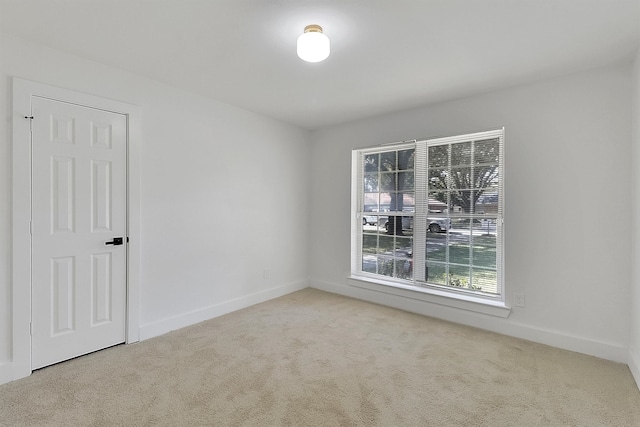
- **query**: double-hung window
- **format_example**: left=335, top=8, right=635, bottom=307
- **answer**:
left=351, top=129, right=504, bottom=304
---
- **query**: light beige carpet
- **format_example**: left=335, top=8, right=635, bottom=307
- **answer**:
left=1, top=288, right=639, bottom=426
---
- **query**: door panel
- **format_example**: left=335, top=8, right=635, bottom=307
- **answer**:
left=91, top=252, right=112, bottom=324
left=31, top=96, right=127, bottom=370
left=51, top=256, right=75, bottom=334
left=91, top=160, right=112, bottom=232
left=51, top=156, right=75, bottom=233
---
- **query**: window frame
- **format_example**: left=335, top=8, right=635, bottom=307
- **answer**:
left=350, top=129, right=508, bottom=315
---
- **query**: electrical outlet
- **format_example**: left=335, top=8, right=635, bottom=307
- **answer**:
left=513, top=293, right=525, bottom=308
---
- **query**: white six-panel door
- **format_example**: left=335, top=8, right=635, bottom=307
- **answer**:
left=31, top=96, right=127, bottom=369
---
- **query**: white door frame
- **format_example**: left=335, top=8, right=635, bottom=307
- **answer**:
left=11, top=78, right=141, bottom=381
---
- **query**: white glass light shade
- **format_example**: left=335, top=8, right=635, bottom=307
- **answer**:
left=297, top=25, right=330, bottom=62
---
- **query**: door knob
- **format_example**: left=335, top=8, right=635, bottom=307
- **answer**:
left=105, top=237, right=124, bottom=246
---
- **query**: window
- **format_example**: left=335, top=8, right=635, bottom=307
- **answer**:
left=351, top=129, right=504, bottom=303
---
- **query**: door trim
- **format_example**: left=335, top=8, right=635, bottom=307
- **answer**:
left=11, top=78, right=141, bottom=381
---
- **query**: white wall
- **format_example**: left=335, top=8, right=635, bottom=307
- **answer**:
left=309, top=64, right=634, bottom=362
left=630, top=48, right=640, bottom=386
left=0, top=33, right=310, bottom=383
left=0, top=30, right=636, bottom=386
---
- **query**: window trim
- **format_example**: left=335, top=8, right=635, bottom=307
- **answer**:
left=350, top=129, right=506, bottom=314
left=347, top=275, right=511, bottom=318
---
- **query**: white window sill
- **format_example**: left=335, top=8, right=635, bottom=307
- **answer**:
left=348, top=275, right=511, bottom=318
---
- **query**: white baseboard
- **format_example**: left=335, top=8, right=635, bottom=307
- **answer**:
left=629, top=349, right=640, bottom=391
left=310, top=278, right=628, bottom=364
left=139, top=280, right=309, bottom=341
left=0, top=362, right=14, bottom=385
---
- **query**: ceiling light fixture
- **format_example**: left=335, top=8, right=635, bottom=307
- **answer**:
left=297, top=24, right=330, bottom=63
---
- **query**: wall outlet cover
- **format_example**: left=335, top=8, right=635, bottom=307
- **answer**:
left=513, top=293, right=525, bottom=307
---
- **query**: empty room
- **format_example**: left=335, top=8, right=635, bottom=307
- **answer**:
left=2, top=0, right=640, bottom=425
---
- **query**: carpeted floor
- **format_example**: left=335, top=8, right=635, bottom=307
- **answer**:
left=1, top=288, right=639, bottom=426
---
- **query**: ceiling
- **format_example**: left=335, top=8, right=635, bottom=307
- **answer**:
left=1, top=0, right=639, bottom=130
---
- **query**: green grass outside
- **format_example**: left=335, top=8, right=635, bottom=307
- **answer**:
left=363, top=231, right=498, bottom=293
